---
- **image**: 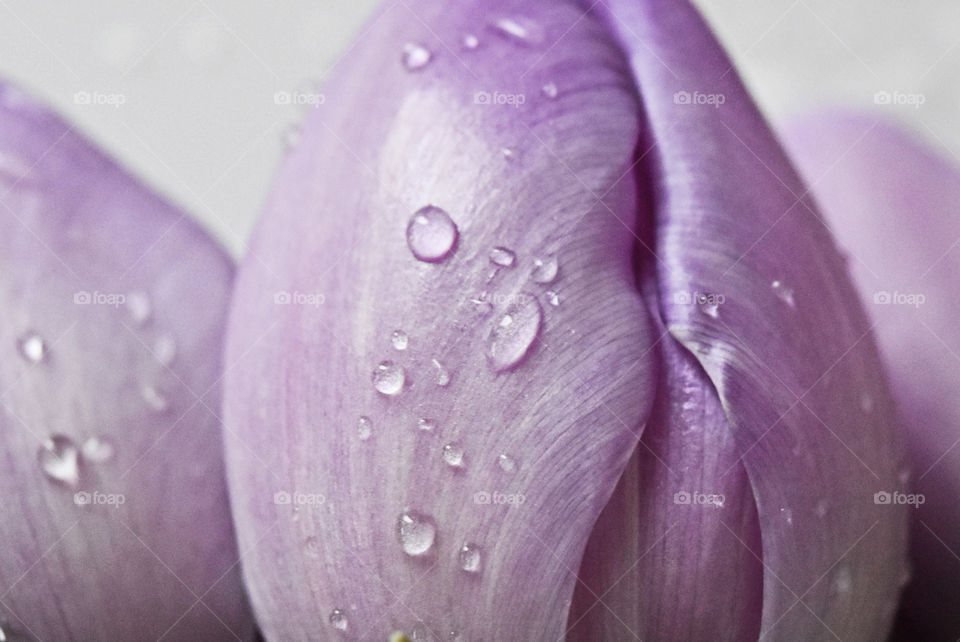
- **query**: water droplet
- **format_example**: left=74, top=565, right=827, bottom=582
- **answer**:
left=402, top=43, right=432, bottom=71
left=391, top=330, right=409, bottom=351
left=38, top=435, right=80, bottom=487
left=833, top=566, right=852, bottom=594
left=82, top=436, right=115, bottom=463
left=780, top=507, right=793, bottom=525
left=0, top=624, right=6, bottom=641
left=501, top=148, right=515, bottom=161
left=459, top=543, right=483, bottom=573
left=372, top=361, right=406, bottom=396
left=815, top=499, right=829, bottom=518
left=531, top=256, right=558, bottom=284
left=417, top=418, right=435, bottom=432
left=154, top=334, right=177, bottom=366
left=442, top=443, right=465, bottom=468
left=860, top=393, right=874, bottom=413
left=491, top=16, right=546, bottom=45
left=358, top=416, right=373, bottom=441
left=126, top=291, right=152, bottom=325
left=141, top=384, right=169, bottom=412
left=545, top=290, right=560, bottom=307
left=329, top=608, right=348, bottom=631
left=462, top=34, right=479, bottom=50
left=406, top=205, right=458, bottom=263
left=397, top=511, right=437, bottom=556
left=17, top=332, right=46, bottom=364
left=487, top=295, right=542, bottom=372
left=701, top=302, right=720, bottom=319
left=771, top=280, right=795, bottom=307
left=542, top=81, right=558, bottom=99
left=489, top=246, right=516, bottom=267
left=498, top=453, right=517, bottom=473
left=431, top=359, right=450, bottom=387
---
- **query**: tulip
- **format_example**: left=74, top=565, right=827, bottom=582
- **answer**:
left=781, top=112, right=960, bottom=641
left=0, top=82, right=252, bottom=639
left=224, top=0, right=908, bottom=640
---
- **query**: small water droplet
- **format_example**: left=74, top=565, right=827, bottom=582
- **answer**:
left=82, top=436, right=115, bottom=463
left=531, top=256, right=558, bottom=284
left=491, top=16, right=546, bottom=45
left=397, top=511, right=437, bottom=556
left=459, top=543, right=483, bottom=573
left=358, top=416, right=373, bottom=441
left=391, top=330, right=409, bottom=351
left=442, top=443, right=465, bottom=468
left=372, top=361, right=406, bottom=396
left=780, top=507, right=793, bottom=525
left=406, top=205, right=458, bottom=263
left=402, top=43, right=432, bottom=71
left=431, top=359, right=450, bottom=387
left=126, top=291, right=152, bottom=326
left=329, top=608, right=349, bottom=631
left=489, top=246, right=516, bottom=267
left=462, top=34, right=479, bottom=50
left=417, top=418, right=435, bottom=432
left=154, top=334, right=177, bottom=366
left=38, top=435, right=80, bottom=487
left=487, top=295, right=542, bottom=372
left=815, top=499, right=829, bottom=518
left=498, top=453, right=517, bottom=473
left=833, top=565, right=852, bottom=594
left=860, top=393, right=874, bottom=413
left=542, top=81, right=558, bottom=99
left=545, top=290, right=560, bottom=307
left=771, top=280, right=795, bottom=307
left=17, top=332, right=46, bottom=364
left=501, top=148, right=515, bottom=161
left=141, top=384, right=170, bottom=412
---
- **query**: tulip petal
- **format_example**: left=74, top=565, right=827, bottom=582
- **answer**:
left=780, top=112, right=960, bottom=641
left=223, top=1, right=658, bottom=639
left=595, top=1, right=909, bottom=639
left=0, top=82, right=251, bottom=640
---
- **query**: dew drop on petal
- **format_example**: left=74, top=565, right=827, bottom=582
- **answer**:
left=38, top=435, right=80, bottom=487
left=491, top=16, right=546, bottom=46
left=358, top=416, right=373, bottom=441
left=406, top=205, right=458, bottom=263
left=860, top=392, right=874, bottom=414
left=498, top=453, right=517, bottom=473
left=462, top=34, right=479, bottom=50
left=545, top=290, right=560, bottom=307
left=372, top=361, right=406, bottom=396
left=701, top=302, right=720, bottom=319
left=458, top=543, right=483, bottom=573
left=815, top=499, right=829, bottom=518
left=489, top=246, right=516, bottom=267
left=431, top=359, right=450, bottom=387
left=771, top=280, right=795, bottom=308
left=17, top=332, right=46, bottom=364
left=391, top=330, right=409, bottom=351
left=397, top=511, right=437, bottom=556
left=329, top=608, right=348, bottom=631
left=402, top=43, right=432, bottom=71
left=154, top=333, right=177, bottom=366
left=417, top=418, right=435, bottom=432
left=126, top=291, right=152, bottom=326
left=442, top=443, right=465, bottom=468
left=82, top=436, right=115, bottom=463
left=833, top=565, right=852, bottom=594
left=531, top=256, right=558, bottom=284
left=780, top=507, right=793, bottom=525
left=542, top=81, right=558, bottom=99
left=487, top=295, right=542, bottom=372
left=141, top=384, right=170, bottom=412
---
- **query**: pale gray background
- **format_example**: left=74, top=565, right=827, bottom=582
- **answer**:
left=0, top=1, right=955, bottom=256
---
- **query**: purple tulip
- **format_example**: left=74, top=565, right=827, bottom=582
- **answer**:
left=224, top=0, right=908, bottom=639
left=0, top=82, right=251, bottom=639
left=782, top=112, right=960, bottom=641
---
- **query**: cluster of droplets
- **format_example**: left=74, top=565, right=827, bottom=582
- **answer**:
left=37, top=434, right=115, bottom=488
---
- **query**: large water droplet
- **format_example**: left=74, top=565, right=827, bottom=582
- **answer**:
left=487, top=295, right=542, bottom=372
left=141, top=384, right=170, bottom=412
left=545, top=290, right=560, bottom=307
left=771, top=280, right=795, bottom=308
left=531, top=256, right=558, bottom=284
left=126, top=291, right=152, bottom=326
left=491, top=16, right=546, bottom=45
left=442, top=443, right=465, bottom=468
left=329, top=608, right=349, bottom=631
left=489, top=246, right=516, bottom=268
left=358, top=416, right=373, bottom=441
left=462, top=34, right=479, bottom=50
left=391, top=330, right=409, bottom=351
left=406, top=205, right=458, bottom=263
left=82, top=436, right=115, bottom=463
left=431, top=359, right=451, bottom=387
left=372, top=361, right=406, bottom=396
left=542, top=81, right=558, bottom=99
left=498, top=453, right=517, bottom=473
left=397, top=511, right=437, bottom=556
left=38, top=435, right=80, bottom=487
left=402, top=43, right=432, bottom=71
left=459, top=543, right=483, bottom=573
left=17, top=332, right=46, bottom=364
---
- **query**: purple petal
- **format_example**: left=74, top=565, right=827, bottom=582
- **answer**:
left=0, top=82, right=251, bottom=640
left=594, top=0, right=909, bottom=638
left=780, top=112, right=960, bottom=640
left=223, top=1, right=659, bottom=638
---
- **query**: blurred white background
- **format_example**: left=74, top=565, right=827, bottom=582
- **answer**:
left=0, top=1, right=956, bottom=256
